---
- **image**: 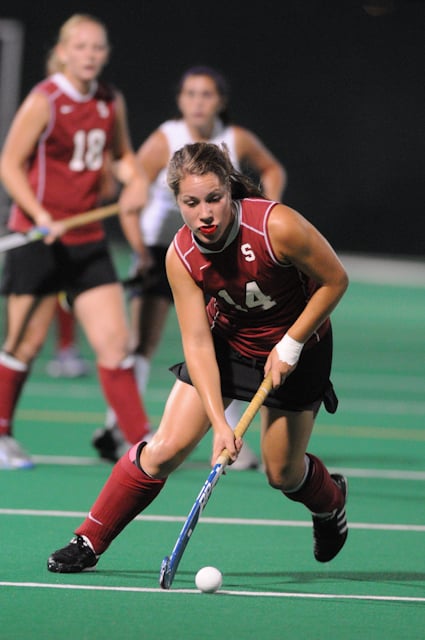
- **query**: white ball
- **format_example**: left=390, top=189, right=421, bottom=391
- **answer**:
left=195, top=566, right=223, bottom=593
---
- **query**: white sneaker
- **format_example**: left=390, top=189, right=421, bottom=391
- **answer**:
left=229, top=442, right=260, bottom=471
left=0, top=435, right=34, bottom=470
left=46, top=347, right=90, bottom=378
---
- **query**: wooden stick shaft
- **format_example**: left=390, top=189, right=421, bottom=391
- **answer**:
left=61, top=203, right=119, bottom=231
left=0, top=203, right=120, bottom=255
left=159, top=372, right=273, bottom=589
left=217, top=372, right=273, bottom=465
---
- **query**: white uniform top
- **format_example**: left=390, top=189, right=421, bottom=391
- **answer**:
left=140, top=118, right=239, bottom=246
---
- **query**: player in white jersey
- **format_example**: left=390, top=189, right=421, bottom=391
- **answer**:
left=94, top=66, right=286, bottom=469
left=140, top=118, right=239, bottom=249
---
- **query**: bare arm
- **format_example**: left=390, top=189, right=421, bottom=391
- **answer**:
left=0, top=92, right=55, bottom=227
left=136, top=128, right=170, bottom=182
left=265, top=204, right=349, bottom=386
left=166, top=245, right=240, bottom=462
left=114, top=125, right=170, bottom=268
left=234, top=126, right=287, bottom=200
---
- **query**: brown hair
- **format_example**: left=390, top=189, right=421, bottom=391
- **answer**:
left=167, top=142, right=264, bottom=200
left=46, top=14, right=109, bottom=76
left=175, top=66, right=231, bottom=124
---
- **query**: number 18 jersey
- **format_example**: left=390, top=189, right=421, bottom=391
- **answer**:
left=8, top=72, right=116, bottom=245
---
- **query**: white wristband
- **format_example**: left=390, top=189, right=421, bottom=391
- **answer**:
left=275, top=334, right=304, bottom=366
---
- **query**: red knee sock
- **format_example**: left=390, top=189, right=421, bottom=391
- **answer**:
left=75, top=444, right=166, bottom=553
left=97, top=361, right=150, bottom=443
left=284, top=453, right=344, bottom=513
left=0, top=360, right=29, bottom=436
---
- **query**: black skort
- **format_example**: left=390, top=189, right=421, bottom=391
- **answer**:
left=170, top=328, right=338, bottom=414
left=127, top=246, right=173, bottom=302
left=0, top=238, right=118, bottom=305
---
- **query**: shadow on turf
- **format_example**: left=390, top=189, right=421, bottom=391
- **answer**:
left=223, top=570, right=425, bottom=588
left=94, top=568, right=425, bottom=589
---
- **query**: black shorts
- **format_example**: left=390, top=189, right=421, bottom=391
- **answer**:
left=128, top=246, right=173, bottom=302
left=170, top=328, right=338, bottom=413
left=0, top=238, right=118, bottom=304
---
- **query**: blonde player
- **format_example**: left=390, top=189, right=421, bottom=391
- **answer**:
left=0, top=14, right=151, bottom=469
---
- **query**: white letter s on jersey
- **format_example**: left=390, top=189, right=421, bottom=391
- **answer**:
left=241, top=243, right=255, bottom=262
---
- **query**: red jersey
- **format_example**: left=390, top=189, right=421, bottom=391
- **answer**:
left=8, top=73, right=117, bottom=245
left=173, top=198, right=330, bottom=359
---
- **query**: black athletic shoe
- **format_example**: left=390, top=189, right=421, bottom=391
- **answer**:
left=47, top=535, right=98, bottom=573
left=92, top=425, right=125, bottom=462
left=92, top=424, right=152, bottom=462
left=312, top=474, right=348, bottom=562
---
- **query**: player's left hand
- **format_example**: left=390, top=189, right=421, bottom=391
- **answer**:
left=42, top=219, right=67, bottom=244
left=264, top=349, right=297, bottom=389
left=211, top=425, right=242, bottom=467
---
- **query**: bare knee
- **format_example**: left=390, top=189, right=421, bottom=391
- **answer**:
left=5, top=332, right=46, bottom=364
left=140, top=433, right=193, bottom=478
left=265, top=460, right=305, bottom=492
left=4, top=315, right=51, bottom=363
left=90, top=331, right=130, bottom=368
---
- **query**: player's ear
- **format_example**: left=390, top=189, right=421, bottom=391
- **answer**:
left=55, top=43, right=68, bottom=67
left=103, top=45, right=110, bottom=66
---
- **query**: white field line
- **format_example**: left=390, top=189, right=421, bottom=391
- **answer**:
left=22, top=374, right=425, bottom=399
left=339, top=253, right=425, bottom=287
left=332, top=467, right=425, bottom=480
left=27, top=455, right=425, bottom=479
left=16, top=392, right=425, bottom=418
left=32, top=454, right=106, bottom=465
left=334, top=373, right=425, bottom=393
left=0, top=581, right=424, bottom=602
left=1, top=508, right=424, bottom=532
left=336, top=399, right=425, bottom=415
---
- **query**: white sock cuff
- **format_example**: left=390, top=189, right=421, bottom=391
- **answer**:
left=0, top=351, right=28, bottom=372
left=104, top=406, right=117, bottom=429
left=119, top=355, right=136, bottom=370
left=285, top=454, right=310, bottom=494
left=134, top=355, right=151, bottom=395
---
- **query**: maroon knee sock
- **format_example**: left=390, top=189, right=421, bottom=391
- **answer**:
left=0, top=363, right=28, bottom=436
left=97, top=363, right=150, bottom=443
left=284, top=453, right=343, bottom=513
left=75, top=444, right=166, bottom=553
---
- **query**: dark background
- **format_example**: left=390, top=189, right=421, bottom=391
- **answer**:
left=2, top=0, right=424, bottom=258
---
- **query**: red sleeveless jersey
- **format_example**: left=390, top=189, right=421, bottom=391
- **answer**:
left=8, top=73, right=117, bottom=245
left=173, top=198, right=330, bottom=359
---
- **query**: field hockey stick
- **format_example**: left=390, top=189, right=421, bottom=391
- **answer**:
left=0, top=202, right=119, bottom=254
left=159, top=371, right=273, bottom=590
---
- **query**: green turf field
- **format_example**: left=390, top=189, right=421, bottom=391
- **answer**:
left=1, top=246, right=424, bottom=639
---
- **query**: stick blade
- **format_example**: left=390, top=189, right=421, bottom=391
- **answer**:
left=159, top=556, right=172, bottom=589
left=0, top=227, right=48, bottom=254
left=0, top=232, right=28, bottom=252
